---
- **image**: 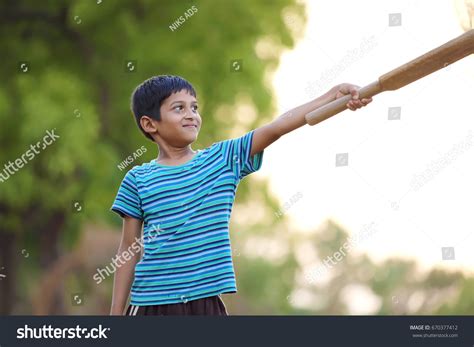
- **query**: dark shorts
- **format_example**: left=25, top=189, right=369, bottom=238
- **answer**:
left=125, top=295, right=228, bottom=316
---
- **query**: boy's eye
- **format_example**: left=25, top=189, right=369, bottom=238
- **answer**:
left=173, top=105, right=198, bottom=112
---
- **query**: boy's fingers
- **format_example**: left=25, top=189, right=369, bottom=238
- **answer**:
left=347, top=96, right=373, bottom=110
left=346, top=102, right=356, bottom=110
left=350, top=87, right=360, bottom=100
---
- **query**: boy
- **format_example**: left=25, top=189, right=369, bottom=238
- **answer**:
left=110, top=75, right=372, bottom=316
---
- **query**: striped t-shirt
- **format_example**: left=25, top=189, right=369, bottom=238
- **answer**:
left=110, top=130, right=264, bottom=305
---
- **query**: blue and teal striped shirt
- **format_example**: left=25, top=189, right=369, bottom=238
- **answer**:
left=111, top=130, right=264, bottom=305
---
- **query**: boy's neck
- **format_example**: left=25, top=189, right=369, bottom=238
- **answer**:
left=156, top=145, right=197, bottom=165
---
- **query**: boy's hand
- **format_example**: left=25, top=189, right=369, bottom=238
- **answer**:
left=332, top=83, right=373, bottom=111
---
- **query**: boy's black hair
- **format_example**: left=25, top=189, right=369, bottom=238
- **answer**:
left=131, top=75, right=197, bottom=141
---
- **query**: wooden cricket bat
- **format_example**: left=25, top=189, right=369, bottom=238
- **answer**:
left=305, top=29, right=474, bottom=126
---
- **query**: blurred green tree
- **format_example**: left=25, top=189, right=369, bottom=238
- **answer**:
left=236, top=220, right=472, bottom=315
left=0, top=0, right=305, bottom=313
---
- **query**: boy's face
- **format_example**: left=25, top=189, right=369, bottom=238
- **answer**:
left=145, top=89, right=202, bottom=146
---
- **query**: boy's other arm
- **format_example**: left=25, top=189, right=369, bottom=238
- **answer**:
left=110, top=216, right=143, bottom=315
left=250, top=83, right=372, bottom=156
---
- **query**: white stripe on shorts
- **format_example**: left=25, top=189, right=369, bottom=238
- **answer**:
left=129, top=305, right=139, bottom=316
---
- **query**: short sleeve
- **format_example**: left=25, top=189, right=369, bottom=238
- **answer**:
left=110, top=169, right=143, bottom=219
left=219, top=129, right=264, bottom=180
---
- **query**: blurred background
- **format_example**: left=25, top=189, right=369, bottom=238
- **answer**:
left=0, top=0, right=473, bottom=315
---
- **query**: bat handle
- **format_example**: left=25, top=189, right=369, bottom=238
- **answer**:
left=305, top=81, right=383, bottom=126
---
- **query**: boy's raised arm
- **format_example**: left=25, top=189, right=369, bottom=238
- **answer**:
left=250, top=83, right=372, bottom=157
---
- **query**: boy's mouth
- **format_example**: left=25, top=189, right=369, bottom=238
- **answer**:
left=183, top=124, right=198, bottom=129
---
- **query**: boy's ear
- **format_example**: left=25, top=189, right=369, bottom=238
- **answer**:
left=140, top=115, right=159, bottom=136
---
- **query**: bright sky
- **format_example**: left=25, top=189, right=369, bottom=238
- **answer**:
left=260, top=0, right=474, bottom=275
